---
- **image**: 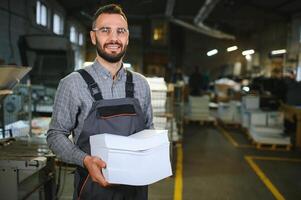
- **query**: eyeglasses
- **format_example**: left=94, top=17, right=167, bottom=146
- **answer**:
left=92, top=27, right=129, bottom=37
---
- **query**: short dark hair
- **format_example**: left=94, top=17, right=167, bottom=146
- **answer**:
left=92, top=4, right=127, bottom=29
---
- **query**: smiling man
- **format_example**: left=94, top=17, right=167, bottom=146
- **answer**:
left=47, top=4, right=153, bottom=200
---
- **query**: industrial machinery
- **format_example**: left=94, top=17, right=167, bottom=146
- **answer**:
left=0, top=34, right=75, bottom=199
left=19, top=34, right=74, bottom=88
left=18, top=34, right=75, bottom=116
left=0, top=66, right=31, bottom=138
left=0, top=66, right=56, bottom=200
left=0, top=138, right=56, bottom=200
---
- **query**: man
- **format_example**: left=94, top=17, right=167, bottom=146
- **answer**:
left=47, top=4, right=153, bottom=199
left=189, top=66, right=203, bottom=96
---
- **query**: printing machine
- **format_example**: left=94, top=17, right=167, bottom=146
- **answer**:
left=18, top=34, right=75, bottom=116
left=0, top=34, right=75, bottom=199
left=0, top=66, right=56, bottom=200
left=0, top=137, right=56, bottom=200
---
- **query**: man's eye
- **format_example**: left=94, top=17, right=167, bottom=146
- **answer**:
left=101, top=28, right=110, bottom=33
left=117, top=28, right=126, bottom=34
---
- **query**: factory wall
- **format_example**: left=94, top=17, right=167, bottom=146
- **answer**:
left=287, top=14, right=301, bottom=80
left=251, top=21, right=288, bottom=76
left=0, top=0, right=85, bottom=70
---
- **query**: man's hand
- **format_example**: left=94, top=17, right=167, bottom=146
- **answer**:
left=83, top=155, right=109, bottom=187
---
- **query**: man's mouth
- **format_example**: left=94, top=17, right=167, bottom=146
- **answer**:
left=104, top=43, right=122, bottom=51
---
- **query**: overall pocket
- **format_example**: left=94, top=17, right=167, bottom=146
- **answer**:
left=96, top=104, right=139, bottom=136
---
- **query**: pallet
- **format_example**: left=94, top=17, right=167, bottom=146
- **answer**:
left=253, top=142, right=292, bottom=151
left=217, top=118, right=241, bottom=129
left=184, top=116, right=217, bottom=126
left=247, top=129, right=292, bottom=151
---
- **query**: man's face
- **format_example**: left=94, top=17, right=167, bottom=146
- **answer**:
left=90, top=13, right=129, bottom=63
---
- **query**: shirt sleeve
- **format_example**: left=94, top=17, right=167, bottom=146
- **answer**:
left=47, top=76, right=87, bottom=167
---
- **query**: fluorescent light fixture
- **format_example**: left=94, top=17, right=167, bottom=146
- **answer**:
left=207, top=49, right=218, bottom=56
left=242, top=86, right=250, bottom=92
left=227, top=46, right=238, bottom=52
left=245, top=54, right=252, bottom=61
left=271, top=49, right=286, bottom=55
left=242, top=49, right=255, bottom=56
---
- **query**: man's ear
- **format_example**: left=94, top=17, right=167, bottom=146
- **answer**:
left=90, top=31, right=96, bottom=45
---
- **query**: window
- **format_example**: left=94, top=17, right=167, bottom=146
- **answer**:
left=151, top=20, right=167, bottom=45
left=297, top=66, right=301, bottom=81
left=153, top=27, right=163, bottom=41
left=70, top=26, right=77, bottom=43
left=36, top=1, right=47, bottom=26
left=78, top=33, right=83, bottom=46
left=53, top=13, right=64, bottom=35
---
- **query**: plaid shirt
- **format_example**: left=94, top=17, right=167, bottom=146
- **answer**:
left=47, top=60, right=153, bottom=167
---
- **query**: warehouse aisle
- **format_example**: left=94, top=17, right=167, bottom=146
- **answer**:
left=181, top=124, right=301, bottom=200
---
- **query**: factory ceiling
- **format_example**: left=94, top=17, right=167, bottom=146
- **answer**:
left=57, top=0, right=301, bottom=38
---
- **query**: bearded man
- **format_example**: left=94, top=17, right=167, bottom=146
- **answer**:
left=47, top=4, right=153, bottom=200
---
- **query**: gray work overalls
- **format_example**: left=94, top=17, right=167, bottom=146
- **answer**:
left=74, top=69, right=148, bottom=200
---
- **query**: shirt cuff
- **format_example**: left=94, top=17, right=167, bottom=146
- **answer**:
left=73, top=149, right=88, bottom=167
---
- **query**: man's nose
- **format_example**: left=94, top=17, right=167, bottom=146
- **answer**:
left=108, top=30, right=119, bottom=39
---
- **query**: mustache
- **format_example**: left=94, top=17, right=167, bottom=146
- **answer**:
left=104, top=41, right=123, bottom=47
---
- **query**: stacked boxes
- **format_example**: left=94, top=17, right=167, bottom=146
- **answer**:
left=146, top=77, right=167, bottom=115
left=146, top=77, right=179, bottom=142
left=153, top=117, right=167, bottom=130
left=241, top=95, right=260, bottom=128
left=217, top=101, right=241, bottom=124
left=241, top=95, right=290, bottom=145
left=187, top=95, right=210, bottom=120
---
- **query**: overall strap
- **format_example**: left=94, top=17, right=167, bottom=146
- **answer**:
left=125, top=70, right=134, bottom=98
left=77, top=69, right=103, bottom=101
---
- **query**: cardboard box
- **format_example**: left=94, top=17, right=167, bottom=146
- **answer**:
left=90, top=129, right=172, bottom=186
left=242, top=95, right=259, bottom=110
left=250, top=110, right=267, bottom=126
left=267, top=112, right=284, bottom=127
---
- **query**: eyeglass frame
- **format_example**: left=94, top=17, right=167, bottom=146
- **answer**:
left=92, top=27, right=129, bottom=37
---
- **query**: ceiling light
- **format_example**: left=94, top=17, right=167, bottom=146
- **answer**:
left=207, top=49, right=218, bottom=56
left=242, top=49, right=255, bottom=56
left=227, top=46, right=238, bottom=52
left=271, top=49, right=286, bottom=55
left=242, top=86, right=250, bottom=92
left=245, top=54, right=252, bottom=61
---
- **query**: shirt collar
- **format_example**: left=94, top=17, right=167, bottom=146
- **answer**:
left=92, top=59, right=126, bottom=81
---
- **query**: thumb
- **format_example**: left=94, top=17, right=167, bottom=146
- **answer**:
left=95, top=158, right=106, bottom=168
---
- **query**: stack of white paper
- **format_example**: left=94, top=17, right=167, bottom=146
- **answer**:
left=0, top=120, right=30, bottom=139
left=153, top=117, right=168, bottom=129
left=242, top=95, right=259, bottom=110
left=217, top=101, right=241, bottom=123
left=146, top=77, right=168, bottom=114
left=90, top=129, right=172, bottom=186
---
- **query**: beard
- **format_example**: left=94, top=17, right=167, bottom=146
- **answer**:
left=96, top=39, right=127, bottom=63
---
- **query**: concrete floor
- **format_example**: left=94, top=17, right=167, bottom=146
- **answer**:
left=58, top=123, right=301, bottom=200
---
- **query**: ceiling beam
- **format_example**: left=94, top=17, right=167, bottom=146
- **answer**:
left=165, top=0, right=176, bottom=17
left=170, top=18, right=235, bottom=40
left=194, top=0, right=221, bottom=25
left=190, top=0, right=234, bottom=40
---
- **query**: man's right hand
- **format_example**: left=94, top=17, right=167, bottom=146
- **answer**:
left=83, top=155, right=109, bottom=187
